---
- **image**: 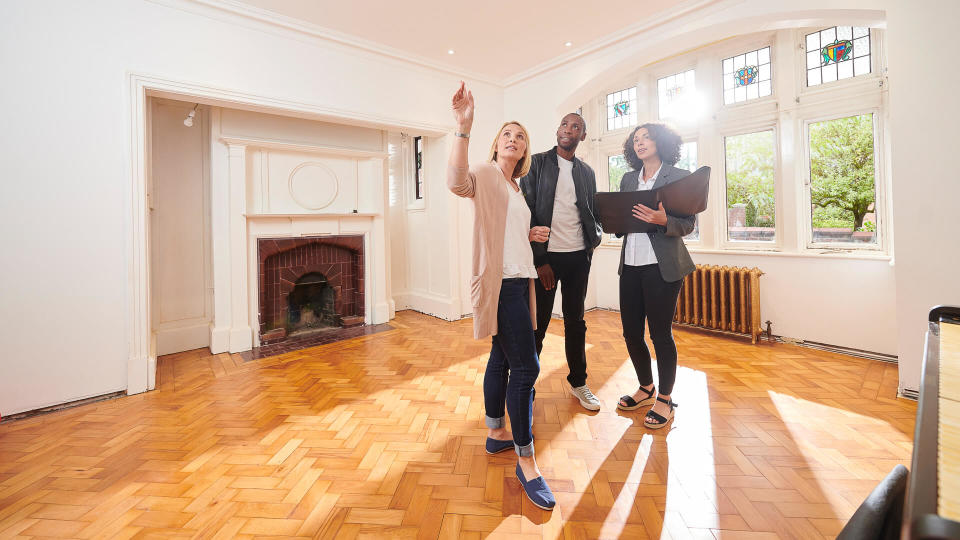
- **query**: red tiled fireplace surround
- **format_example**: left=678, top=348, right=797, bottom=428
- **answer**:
left=258, top=236, right=364, bottom=342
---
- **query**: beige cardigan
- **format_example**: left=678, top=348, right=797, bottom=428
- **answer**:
left=448, top=161, right=537, bottom=340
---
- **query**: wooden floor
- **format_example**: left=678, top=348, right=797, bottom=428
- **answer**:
left=0, top=310, right=916, bottom=539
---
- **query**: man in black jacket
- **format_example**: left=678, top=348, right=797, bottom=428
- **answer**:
left=520, top=113, right=603, bottom=410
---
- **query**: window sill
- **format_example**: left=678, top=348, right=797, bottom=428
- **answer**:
left=687, top=247, right=892, bottom=262
left=597, top=242, right=892, bottom=262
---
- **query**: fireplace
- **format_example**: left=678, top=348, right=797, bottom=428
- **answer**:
left=257, top=235, right=364, bottom=344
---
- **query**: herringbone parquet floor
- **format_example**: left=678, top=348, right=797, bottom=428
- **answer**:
left=0, top=310, right=915, bottom=539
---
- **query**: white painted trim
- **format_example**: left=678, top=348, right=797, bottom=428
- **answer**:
left=209, top=325, right=231, bottom=354
left=219, top=136, right=389, bottom=158
left=126, top=75, right=153, bottom=395
left=395, top=291, right=462, bottom=322
left=149, top=0, right=501, bottom=87
left=144, top=80, right=452, bottom=137
left=126, top=72, right=450, bottom=392
left=244, top=213, right=380, bottom=219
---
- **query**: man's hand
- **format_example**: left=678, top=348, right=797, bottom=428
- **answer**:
left=529, top=226, right=550, bottom=243
left=537, top=264, right=556, bottom=291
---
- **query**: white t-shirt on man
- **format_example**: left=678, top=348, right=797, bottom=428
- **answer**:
left=547, top=155, right=586, bottom=252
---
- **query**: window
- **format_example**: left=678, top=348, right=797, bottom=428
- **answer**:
left=808, top=114, right=877, bottom=244
left=657, top=69, right=695, bottom=120
left=607, top=143, right=700, bottom=240
left=676, top=142, right=700, bottom=241
left=676, top=142, right=698, bottom=173
left=608, top=154, right=629, bottom=192
left=723, top=46, right=772, bottom=104
left=724, top=130, right=776, bottom=242
left=414, top=136, right=423, bottom=200
left=806, top=26, right=871, bottom=86
left=588, top=27, right=886, bottom=254
left=606, top=87, right=637, bottom=131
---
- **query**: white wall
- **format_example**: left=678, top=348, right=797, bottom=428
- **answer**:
left=0, top=0, right=501, bottom=415
left=388, top=133, right=467, bottom=320
left=150, top=99, right=213, bottom=356
left=886, top=0, right=960, bottom=391
left=504, top=0, right=904, bottom=361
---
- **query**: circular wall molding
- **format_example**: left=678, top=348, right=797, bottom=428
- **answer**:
left=288, top=162, right=340, bottom=210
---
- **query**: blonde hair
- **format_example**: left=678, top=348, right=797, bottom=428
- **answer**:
left=487, top=121, right=532, bottom=179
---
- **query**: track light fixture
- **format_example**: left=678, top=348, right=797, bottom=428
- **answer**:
left=183, top=104, right=199, bottom=127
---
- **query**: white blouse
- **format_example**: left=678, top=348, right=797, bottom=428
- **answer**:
left=502, top=185, right=538, bottom=279
left=623, top=164, right=662, bottom=267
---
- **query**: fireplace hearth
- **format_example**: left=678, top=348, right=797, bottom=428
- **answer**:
left=258, top=236, right=364, bottom=345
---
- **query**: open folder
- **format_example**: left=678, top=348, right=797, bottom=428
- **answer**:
left=594, top=166, right=710, bottom=234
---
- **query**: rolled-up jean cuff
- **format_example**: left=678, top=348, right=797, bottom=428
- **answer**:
left=485, top=415, right=504, bottom=429
left=515, top=441, right=535, bottom=457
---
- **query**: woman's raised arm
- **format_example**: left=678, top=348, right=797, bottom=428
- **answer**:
left=447, top=82, right=477, bottom=198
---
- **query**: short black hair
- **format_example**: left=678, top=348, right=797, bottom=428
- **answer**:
left=622, top=122, right=682, bottom=170
left=570, top=112, right=587, bottom=135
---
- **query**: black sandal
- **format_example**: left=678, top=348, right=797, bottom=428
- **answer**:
left=618, top=385, right=656, bottom=411
left=644, top=397, right=678, bottom=429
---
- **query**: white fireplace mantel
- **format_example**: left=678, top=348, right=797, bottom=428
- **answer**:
left=209, top=135, right=392, bottom=354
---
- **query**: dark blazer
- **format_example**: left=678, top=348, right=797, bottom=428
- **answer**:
left=519, top=147, right=602, bottom=267
left=617, top=164, right=697, bottom=282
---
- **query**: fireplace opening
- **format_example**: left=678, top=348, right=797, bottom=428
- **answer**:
left=287, top=272, right=340, bottom=333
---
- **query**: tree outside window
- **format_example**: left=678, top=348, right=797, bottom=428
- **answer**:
left=725, top=130, right=776, bottom=242
left=809, top=114, right=876, bottom=244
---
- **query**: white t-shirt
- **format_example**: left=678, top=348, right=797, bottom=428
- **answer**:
left=502, top=185, right=538, bottom=279
left=548, top=155, right=585, bottom=252
left=623, top=164, right=662, bottom=267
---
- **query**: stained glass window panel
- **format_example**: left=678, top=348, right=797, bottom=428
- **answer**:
left=606, top=87, right=637, bottom=131
left=806, top=26, right=871, bottom=87
left=657, top=70, right=695, bottom=120
left=722, top=46, right=772, bottom=105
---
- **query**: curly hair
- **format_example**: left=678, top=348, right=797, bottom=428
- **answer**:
left=622, top=123, right=682, bottom=170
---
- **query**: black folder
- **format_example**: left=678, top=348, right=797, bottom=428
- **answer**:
left=594, top=166, right=710, bottom=234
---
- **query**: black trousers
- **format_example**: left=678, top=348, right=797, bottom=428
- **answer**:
left=619, top=263, right=683, bottom=395
left=533, top=250, right=591, bottom=388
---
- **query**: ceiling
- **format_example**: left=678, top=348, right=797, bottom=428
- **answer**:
left=232, top=0, right=695, bottom=81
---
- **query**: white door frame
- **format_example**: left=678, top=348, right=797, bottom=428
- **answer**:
left=123, top=73, right=450, bottom=395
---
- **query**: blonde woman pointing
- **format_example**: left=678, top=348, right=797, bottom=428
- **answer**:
left=446, top=82, right=555, bottom=510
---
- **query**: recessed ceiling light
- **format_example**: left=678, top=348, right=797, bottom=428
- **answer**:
left=448, top=49, right=455, bottom=54
left=565, top=42, right=572, bottom=47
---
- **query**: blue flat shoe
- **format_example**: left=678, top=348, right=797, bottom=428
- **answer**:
left=515, top=464, right=555, bottom=510
left=485, top=437, right=514, bottom=454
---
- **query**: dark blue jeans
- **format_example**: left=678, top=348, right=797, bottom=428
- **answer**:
left=483, top=278, right=539, bottom=457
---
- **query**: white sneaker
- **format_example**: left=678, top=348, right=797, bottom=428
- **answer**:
left=569, top=384, right=601, bottom=411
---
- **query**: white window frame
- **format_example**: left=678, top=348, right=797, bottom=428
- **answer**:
left=801, top=108, right=886, bottom=252
left=584, top=27, right=888, bottom=258
left=405, top=134, right=426, bottom=212
left=718, top=123, right=783, bottom=251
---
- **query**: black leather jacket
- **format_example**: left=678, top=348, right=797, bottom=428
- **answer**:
left=519, top=147, right=602, bottom=267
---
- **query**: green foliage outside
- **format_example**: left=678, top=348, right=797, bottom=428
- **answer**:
left=809, top=114, right=875, bottom=231
left=725, top=131, right=775, bottom=227
left=608, top=154, right=629, bottom=192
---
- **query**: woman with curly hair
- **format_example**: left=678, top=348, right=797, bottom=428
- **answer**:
left=614, top=123, right=696, bottom=429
